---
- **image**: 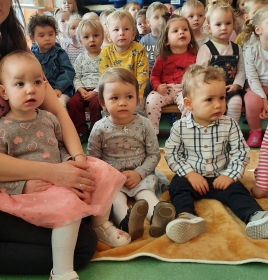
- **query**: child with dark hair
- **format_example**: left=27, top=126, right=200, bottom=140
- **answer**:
left=28, top=13, right=75, bottom=111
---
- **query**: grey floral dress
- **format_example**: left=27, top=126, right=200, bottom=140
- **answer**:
left=87, top=114, right=161, bottom=197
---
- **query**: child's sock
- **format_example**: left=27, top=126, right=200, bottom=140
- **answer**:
left=112, top=192, right=129, bottom=226
left=52, top=219, right=81, bottom=276
left=226, top=95, right=242, bottom=123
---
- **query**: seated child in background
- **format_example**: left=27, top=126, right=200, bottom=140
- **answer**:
left=242, top=6, right=268, bottom=148
left=67, top=19, right=103, bottom=143
left=140, top=2, right=168, bottom=96
left=63, top=14, right=84, bottom=65
left=134, top=9, right=151, bottom=43
left=196, top=2, right=245, bottom=123
left=59, top=0, right=78, bottom=14
left=99, top=8, right=116, bottom=48
left=235, top=0, right=268, bottom=46
left=124, top=1, right=141, bottom=18
left=146, top=15, right=198, bottom=135
left=100, top=10, right=149, bottom=116
left=252, top=126, right=268, bottom=198
left=54, top=10, right=72, bottom=47
left=204, top=0, right=237, bottom=42
left=164, top=64, right=268, bottom=244
left=140, top=2, right=168, bottom=74
left=28, top=13, right=75, bottom=110
left=180, top=0, right=209, bottom=48
left=82, top=12, right=99, bottom=20
left=87, top=67, right=175, bottom=247
left=0, top=51, right=126, bottom=279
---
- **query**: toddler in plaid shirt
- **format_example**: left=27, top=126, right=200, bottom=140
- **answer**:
left=164, top=65, right=268, bottom=243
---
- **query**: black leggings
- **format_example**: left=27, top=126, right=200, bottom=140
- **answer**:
left=0, top=211, right=97, bottom=274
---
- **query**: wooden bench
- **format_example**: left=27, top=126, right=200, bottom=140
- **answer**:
left=161, top=104, right=181, bottom=120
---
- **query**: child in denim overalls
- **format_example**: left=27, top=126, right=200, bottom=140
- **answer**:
left=196, top=2, right=245, bottom=123
left=28, top=13, right=75, bottom=111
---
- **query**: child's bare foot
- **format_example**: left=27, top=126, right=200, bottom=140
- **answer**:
left=250, top=187, right=268, bottom=199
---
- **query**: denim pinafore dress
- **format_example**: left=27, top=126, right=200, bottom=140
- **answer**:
left=205, top=40, right=244, bottom=101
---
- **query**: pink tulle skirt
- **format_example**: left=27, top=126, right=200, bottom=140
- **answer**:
left=0, top=157, right=126, bottom=228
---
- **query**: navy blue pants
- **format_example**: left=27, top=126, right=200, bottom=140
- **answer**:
left=169, top=175, right=263, bottom=223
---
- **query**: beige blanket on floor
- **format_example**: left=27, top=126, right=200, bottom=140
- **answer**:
left=92, top=150, right=268, bottom=264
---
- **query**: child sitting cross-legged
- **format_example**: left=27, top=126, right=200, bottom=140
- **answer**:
left=87, top=68, right=175, bottom=247
left=164, top=64, right=268, bottom=244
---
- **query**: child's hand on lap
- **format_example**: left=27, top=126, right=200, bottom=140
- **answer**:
left=156, top=84, right=167, bottom=96
left=226, top=84, right=240, bottom=93
left=213, top=175, right=234, bottom=190
left=185, top=171, right=209, bottom=195
left=122, top=170, right=141, bottom=189
left=22, top=180, right=52, bottom=194
left=54, top=89, right=62, bottom=98
left=83, top=91, right=97, bottom=102
left=260, top=99, right=268, bottom=119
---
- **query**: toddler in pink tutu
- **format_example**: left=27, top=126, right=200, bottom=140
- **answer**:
left=0, top=51, right=126, bottom=280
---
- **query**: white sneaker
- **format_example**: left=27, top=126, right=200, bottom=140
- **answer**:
left=166, top=213, right=206, bottom=243
left=246, top=211, right=268, bottom=239
left=50, top=270, right=79, bottom=280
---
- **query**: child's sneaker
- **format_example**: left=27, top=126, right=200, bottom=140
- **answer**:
left=246, top=130, right=262, bottom=148
left=120, top=199, right=148, bottom=241
left=50, top=270, right=79, bottom=280
left=149, top=201, right=176, bottom=237
left=93, top=221, right=131, bottom=247
left=166, top=212, right=206, bottom=243
left=246, top=211, right=268, bottom=239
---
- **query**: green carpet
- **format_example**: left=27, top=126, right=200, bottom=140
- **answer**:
left=1, top=257, right=267, bottom=280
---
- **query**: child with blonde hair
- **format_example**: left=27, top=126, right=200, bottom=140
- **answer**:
left=165, top=64, right=268, bottom=243
left=82, top=12, right=99, bottom=20
left=100, top=10, right=149, bottom=116
left=145, top=14, right=198, bottom=134
left=242, top=6, right=268, bottom=148
left=140, top=2, right=168, bottom=74
left=59, top=0, right=78, bottom=14
left=63, top=14, right=84, bottom=65
left=124, top=1, right=141, bottom=18
left=235, top=0, right=268, bottom=46
left=196, top=2, right=246, bottom=123
left=88, top=67, right=175, bottom=247
left=204, top=0, right=237, bottom=41
left=180, top=0, right=209, bottom=47
left=55, top=10, right=72, bottom=47
left=0, top=51, right=126, bottom=279
left=99, top=8, right=116, bottom=47
left=28, top=13, right=75, bottom=111
left=67, top=19, right=103, bottom=143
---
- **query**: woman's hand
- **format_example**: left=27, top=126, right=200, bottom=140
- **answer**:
left=22, top=180, right=52, bottom=194
left=49, top=161, right=96, bottom=199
